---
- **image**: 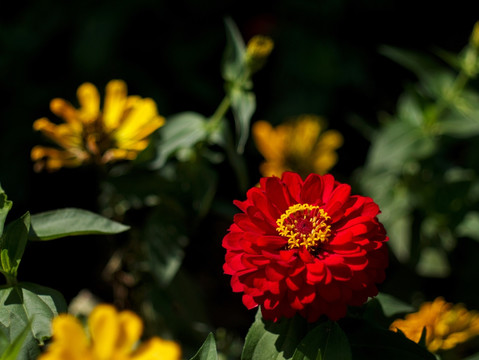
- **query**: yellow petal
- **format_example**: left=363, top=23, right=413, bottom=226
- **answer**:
left=252, top=120, right=286, bottom=161
left=113, top=98, right=163, bottom=145
left=116, top=310, right=143, bottom=355
left=89, top=304, right=120, bottom=359
left=103, top=80, right=128, bottom=132
left=131, top=337, right=181, bottom=360
left=37, top=314, right=90, bottom=360
left=287, top=118, right=321, bottom=158
left=77, top=82, right=100, bottom=124
left=30, top=146, right=86, bottom=172
left=50, top=98, right=80, bottom=124
left=318, top=130, right=343, bottom=149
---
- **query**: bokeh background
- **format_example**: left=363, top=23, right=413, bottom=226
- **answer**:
left=2, top=0, right=479, bottom=355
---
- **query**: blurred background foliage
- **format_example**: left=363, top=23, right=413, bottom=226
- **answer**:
left=2, top=0, right=479, bottom=358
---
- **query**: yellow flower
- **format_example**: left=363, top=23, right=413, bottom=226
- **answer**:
left=252, top=115, right=343, bottom=179
left=39, top=304, right=181, bottom=360
left=390, top=297, right=479, bottom=353
left=31, top=80, right=165, bottom=172
left=246, top=35, right=274, bottom=60
left=245, top=35, right=274, bottom=73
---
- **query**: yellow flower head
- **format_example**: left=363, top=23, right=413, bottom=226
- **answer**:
left=39, top=304, right=181, bottom=360
left=245, top=35, right=274, bottom=73
left=390, top=297, right=479, bottom=353
left=246, top=35, right=274, bottom=60
left=252, top=115, right=343, bottom=179
left=31, top=80, right=165, bottom=172
left=471, top=21, right=479, bottom=48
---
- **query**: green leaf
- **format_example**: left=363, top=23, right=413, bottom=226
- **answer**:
left=0, top=185, right=12, bottom=238
left=380, top=46, right=445, bottom=84
left=0, top=282, right=67, bottom=359
left=144, top=204, right=187, bottom=287
left=221, top=17, right=246, bottom=83
left=190, top=333, right=218, bottom=360
left=463, top=351, right=479, bottom=360
left=375, top=293, right=414, bottom=317
left=344, top=318, right=435, bottom=360
left=229, top=88, right=256, bottom=153
left=150, top=112, right=209, bottom=169
left=28, top=208, right=129, bottom=241
left=365, top=120, right=435, bottom=172
left=456, top=211, right=479, bottom=241
left=292, top=322, right=352, bottom=360
left=0, top=322, right=31, bottom=360
left=415, top=247, right=450, bottom=278
left=437, top=108, right=479, bottom=138
left=242, top=309, right=308, bottom=360
left=0, top=212, right=30, bottom=281
left=209, top=119, right=249, bottom=192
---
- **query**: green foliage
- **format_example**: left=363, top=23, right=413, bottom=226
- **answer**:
left=0, top=213, right=30, bottom=283
left=190, top=333, right=218, bottom=360
left=0, top=283, right=66, bottom=359
left=357, top=31, right=479, bottom=276
left=241, top=307, right=434, bottom=360
left=0, top=322, right=31, bottom=360
left=29, top=208, right=130, bottom=241
left=0, top=186, right=12, bottom=238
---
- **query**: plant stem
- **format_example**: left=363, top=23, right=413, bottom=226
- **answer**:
left=209, top=96, right=231, bottom=128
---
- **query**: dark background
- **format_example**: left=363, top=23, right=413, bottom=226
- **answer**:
left=1, top=0, right=479, bottom=350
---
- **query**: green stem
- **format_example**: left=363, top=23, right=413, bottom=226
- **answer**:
left=209, top=96, right=231, bottom=128
left=432, top=69, right=470, bottom=126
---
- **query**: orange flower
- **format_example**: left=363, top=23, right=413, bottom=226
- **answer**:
left=252, top=115, right=343, bottom=179
left=32, top=80, right=165, bottom=171
left=390, top=297, right=479, bottom=353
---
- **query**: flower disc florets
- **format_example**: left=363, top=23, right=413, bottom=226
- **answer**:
left=222, top=172, right=389, bottom=322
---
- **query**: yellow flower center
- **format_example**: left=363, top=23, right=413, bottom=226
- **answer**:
left=276, top=203, right=331, bottom=251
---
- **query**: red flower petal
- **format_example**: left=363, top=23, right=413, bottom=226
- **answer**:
left=223, top=173, right=388, bottom=322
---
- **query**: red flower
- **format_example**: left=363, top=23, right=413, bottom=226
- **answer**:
left=222, top=172, right=388, bottom=322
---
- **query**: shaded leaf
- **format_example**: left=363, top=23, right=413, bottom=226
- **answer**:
left=29, top=208, right=129, bottom=241
left=0, top=212, right=30, bottom=281
left=0, top=185, right=12, bottom=238
left=144, top=204, right=187, bottom=287
left=221, top=17, right=246, bottom=83
left=343, top=317, right=435, bottom=359
left=190, top=333, right=218, bottom=360
left=292, top=321, right=351, bottom=360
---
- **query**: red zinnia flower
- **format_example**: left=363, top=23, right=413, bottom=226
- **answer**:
left=222, top=172, right=388, bottom=322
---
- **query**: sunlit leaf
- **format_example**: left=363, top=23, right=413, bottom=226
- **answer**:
left=29, top=208, right=129, bottom=241
left=230, top=87, right=256, bottom=153
left=242, top=310, right=307, bottom=360
left=0, top=283, right=66, bottom=359
left=375, top=293, right=414, bottom=317
left=150, top=112, right=208, bottom=169
left=0, top=322, right=31, bottom=360
left=415, top=247, right=450, bottom=277
left=190, top=333, right=218, bottom=360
